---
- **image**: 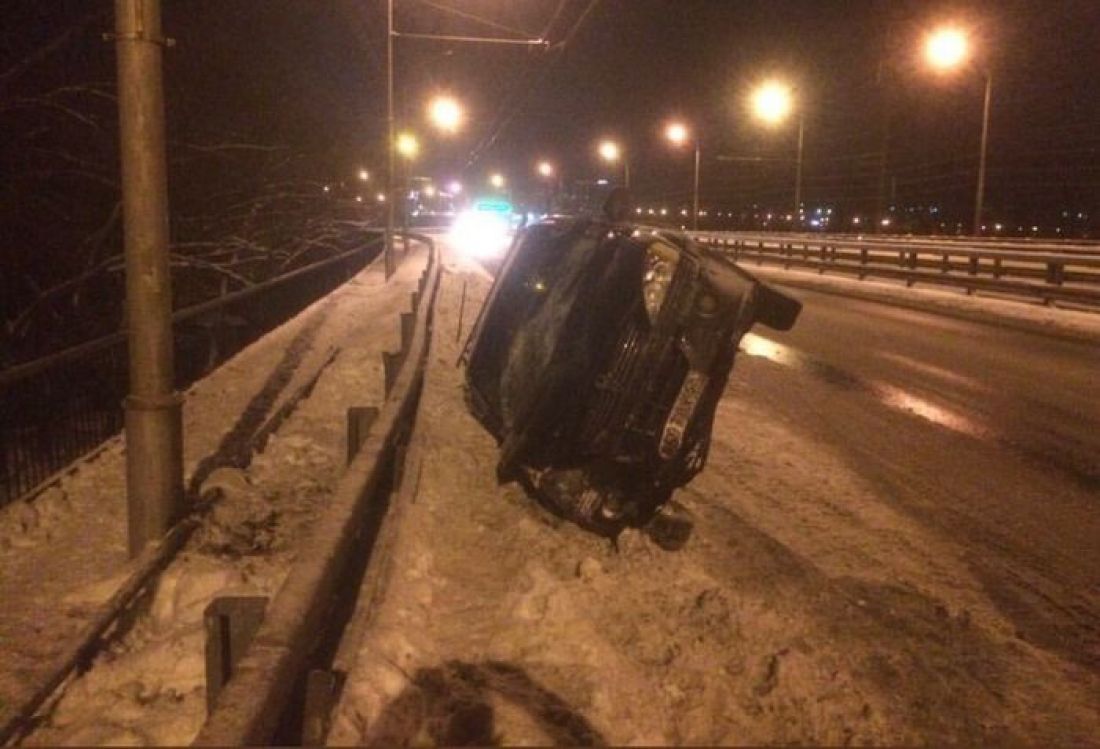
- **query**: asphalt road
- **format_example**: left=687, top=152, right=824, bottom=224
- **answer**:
left=732, top=285, right=1100, bottom=673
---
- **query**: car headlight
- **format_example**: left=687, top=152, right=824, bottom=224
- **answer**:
left=642, top=240, right=680, bottom=322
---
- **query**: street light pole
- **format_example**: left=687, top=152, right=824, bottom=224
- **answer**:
left=974, top=71, right=992, bottom=235
left=794, top=112, right=805, bottom=223
left=113, top=0, right=184, bottom=557
left=692, top=142, right=701, bottom=231
left=385, top=0, right=396, bottom=278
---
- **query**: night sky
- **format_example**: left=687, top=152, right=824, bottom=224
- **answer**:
left=4, top=0, right=1099, bottom=228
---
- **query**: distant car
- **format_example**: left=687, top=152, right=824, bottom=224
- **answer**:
left=449, top=198, right=520, bottom=259
left=462, top=214, right=801, bottom=535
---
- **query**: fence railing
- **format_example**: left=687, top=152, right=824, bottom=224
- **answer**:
left=691, top=232, right=1100, bottom=309
left=0, top=237, right=382, bottom=508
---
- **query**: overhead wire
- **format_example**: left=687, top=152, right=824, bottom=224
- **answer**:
left=464, top=0, right=605, bottom=168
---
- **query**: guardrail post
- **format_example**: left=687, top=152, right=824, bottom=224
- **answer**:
left=859, top=247, right=868, bottom=279
left=383, top=351, right=400, bottom=398
left=941, top=253, right=950, bottom=274
left=993, top=257, right=1003, bottom=279
left=204, top=596, right=268, bottom=714
left=966, top=256, right=979, bottom=295
left=1046, top=261, right=1065, bottom=286
left=400, top=311, right=414, bottom=352
left=346, top=406, right=379, bottom=465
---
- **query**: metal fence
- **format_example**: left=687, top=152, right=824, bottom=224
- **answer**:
left=691, top=232, right=1100, bottom=309
left=0, top=239, right=381, bottom=507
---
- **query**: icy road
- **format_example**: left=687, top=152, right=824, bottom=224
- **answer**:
left=329, top=236, right=1100, bottom=745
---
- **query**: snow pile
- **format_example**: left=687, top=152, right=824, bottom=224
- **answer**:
left=747, top=264, right=1100, bottom=343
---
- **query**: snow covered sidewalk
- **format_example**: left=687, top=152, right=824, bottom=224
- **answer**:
left=745, top=264, right=1100, bottom=344
left=0, top=243, right=428, bottom=745
left=327, top=247, right=1100, bottom=745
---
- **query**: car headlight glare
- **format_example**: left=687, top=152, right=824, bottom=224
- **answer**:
left=642, top=241, right=680, bottom=322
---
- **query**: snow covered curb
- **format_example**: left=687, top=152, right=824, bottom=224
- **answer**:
left=743, top=265, right=1100, bottom=344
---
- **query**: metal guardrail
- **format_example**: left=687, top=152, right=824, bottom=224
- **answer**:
left=717, top=231, right=1100, bottom=255
left=194, top=233, right=440, bottom=746
left=0, top=238, right=381, bottom=508
left=691, top=232, right=1100, bottom=309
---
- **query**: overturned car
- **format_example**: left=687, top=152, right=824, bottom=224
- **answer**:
left=462, top=211, right=801, bottom=536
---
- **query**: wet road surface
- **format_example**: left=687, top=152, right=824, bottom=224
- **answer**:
left=734, top=286, right=1100, bottom=672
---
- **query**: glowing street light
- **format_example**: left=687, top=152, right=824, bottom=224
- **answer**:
left=751, top=80, right=794, bottom=125
left=448, top=180, right=463, bottom=195
left=358, top=168, right=370, bottom=182
left=597, top=139, right=629, bottom=187
left=925, top=26, right=969, bottom=71
left=396, top=131, right=419, bottom=159
left=750, top=80, right=804, bottom=221
left=665, top=122, right=688, bottom=146
left=665, top=121, right=701, bottom=230
left=489, top=173, right=505, bottom=189
left=427, top=94, right=464, bottom=133
left=537, top=160, right=555, bottom=178
left=922, top=24, right=993, bottom=235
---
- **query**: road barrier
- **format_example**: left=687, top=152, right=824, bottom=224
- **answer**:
left=194, top=234, right=440, bottom=746
left=691, top=232, right=1100, bottom=309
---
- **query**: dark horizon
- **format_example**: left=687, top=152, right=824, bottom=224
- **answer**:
left=4, top=1, right=1099, bottom=230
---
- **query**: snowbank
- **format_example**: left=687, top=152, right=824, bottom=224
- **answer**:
left=744, top=264, right=1100, bottom=344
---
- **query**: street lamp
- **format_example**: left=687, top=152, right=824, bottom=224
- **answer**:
left=396, top=131, right=419, bottom=159
left=665, top=121, right=701, bottom=231
left=925, top=26, right=968, bottom=70
left=428, top=94, right=464, bottom=133
left=537, top=160, right=556, bottom=213
left=598, top=139, right=629, bottom=187
left=358, top=168, right=370, bottom=182
left=750, top=80, right=804, bottom=224
left=448, top=180, right=463, bottom=195
left=490, top=173, right=505, bottom=189
left=923, top=25, right=993, bottom=236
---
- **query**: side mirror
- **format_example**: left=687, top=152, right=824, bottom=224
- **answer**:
left=753, top=283, right=802, bottom=332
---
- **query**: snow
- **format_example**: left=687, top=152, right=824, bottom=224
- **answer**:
left=326, top=242, right=1100, bottom=746
left=2, top=243, right=429, bottom=746
left=742, top=264, right=1100, bottom=343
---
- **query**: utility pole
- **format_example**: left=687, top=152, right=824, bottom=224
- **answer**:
left=692, top=142, right=701, bottom=231
left=793, top=112, right=805, bottom=224
left=973, top=71, right=993, bottom=235
left=385, top=0, right=396, bottom=278
left=113, top=0, right=184, bottom=557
